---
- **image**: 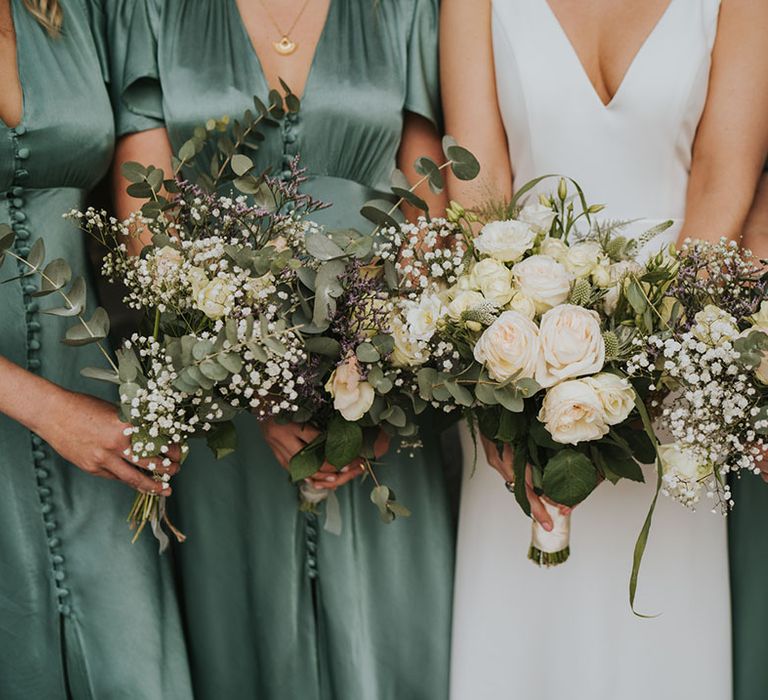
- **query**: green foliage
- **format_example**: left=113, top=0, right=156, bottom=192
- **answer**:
left=541, top=450, right=599, bottom=507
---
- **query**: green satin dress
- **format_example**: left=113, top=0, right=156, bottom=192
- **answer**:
left=113, top=1, right=454, bottom=698
left=729, top=475, right=768, bottom=699
left=0, top=2, right=192, bottom=698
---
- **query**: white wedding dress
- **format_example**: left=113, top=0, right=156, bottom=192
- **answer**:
left=450, top=2, right=732, bottom=699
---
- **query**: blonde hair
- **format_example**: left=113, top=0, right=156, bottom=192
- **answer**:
left=23, top=0, right=62, bottom=36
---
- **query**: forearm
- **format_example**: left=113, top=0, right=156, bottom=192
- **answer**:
left=0, top=356, right=66, bottom=434
left=112, top=129, right=175, bottom=256
left=678, top=157, right=763, bottom=244
left=741, top=172, right=768, bottom=259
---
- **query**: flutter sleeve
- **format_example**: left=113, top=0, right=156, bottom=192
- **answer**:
left=109, top=0, right=166, bottom=136
left=404, top=0, right=441, bottom=129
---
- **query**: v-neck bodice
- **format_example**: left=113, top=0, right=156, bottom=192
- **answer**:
left=114, top=0, right=440, bottom=218
left=542, top=0, right=676, bottom=109
left=492, top=0, right=721, bottom=235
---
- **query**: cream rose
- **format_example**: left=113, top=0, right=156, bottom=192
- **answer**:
left=692, top=305, right=740, bottom=345
left=518, top=202, right=557, bottom=233
left=153, top=246, right=183, bottom=279
left=538, top=379, right=610, bottom=445
left=512, top=255, right=572, bottom=314
left=508, top=292, right=537, bottom=320
left=474, top=220, right=536, bottom=262
left=390, top=314, right=427, bottom=367
left=473, top=310, right=540, bottom=382
left=194, top=277, right=232, bottom=320
left=564, top=241, right=604, bottom=278
left=536, top=304, right=605, bottom=388
left=325, top=354, right=375, bottom=421
left=658, top=443, right=713, bottom=482
left=585, top=373, right=635, bottom=425
left=471, top=258, right=514, bottom=306
left=539, top=237, right=568, bottom=262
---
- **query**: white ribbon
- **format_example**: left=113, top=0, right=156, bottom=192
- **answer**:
left=151, top=496, right=171, bottom=554
left=531, top=501, right=571, bottom=554
left=299, top=483, right=343, bottom=535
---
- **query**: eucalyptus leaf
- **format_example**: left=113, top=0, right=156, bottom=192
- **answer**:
left=325, top=416, right=364, bottom=468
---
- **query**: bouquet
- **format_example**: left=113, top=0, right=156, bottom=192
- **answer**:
left=8, top=83, right=481, bottom=545
left=381, top=177, right=675, bottom=570
left=627, top=239, right=768, bottom=510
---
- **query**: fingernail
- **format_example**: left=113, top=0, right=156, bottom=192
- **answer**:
left=543, top=523, right=553, bottom=532
left=341, top=466, right=351, bottom=473
left=324, top=475, right=337, bottom=482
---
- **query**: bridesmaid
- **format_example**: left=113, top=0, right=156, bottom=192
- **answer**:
left=111, top=1, right=455, bottom=699
left=0, top=1, right=192, bottom=698
left=730, top=165, right=768, bottom=700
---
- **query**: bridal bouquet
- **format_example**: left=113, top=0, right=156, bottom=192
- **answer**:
left=383, top=178, right=673, bottom=567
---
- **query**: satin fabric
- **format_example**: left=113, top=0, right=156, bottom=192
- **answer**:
left=729, top=475, right=768, bottom=700
left=0, top=1, right=192, bottom=698
left=113, top=1, right=454, bottom=699
left=451, top=2, right=732, bottom=699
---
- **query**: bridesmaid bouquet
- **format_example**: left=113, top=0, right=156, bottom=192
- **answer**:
left=626, top=239, right=768, bottom=510
left=385, top=178, right=674, bottom=569
left=62, top=86, right=482, bottom=542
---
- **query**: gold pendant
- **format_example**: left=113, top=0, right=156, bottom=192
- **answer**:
left=274, top=36, right=298, bottom=55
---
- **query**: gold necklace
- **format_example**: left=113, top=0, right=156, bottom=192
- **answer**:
left=258, top=0, right=313, bottom=55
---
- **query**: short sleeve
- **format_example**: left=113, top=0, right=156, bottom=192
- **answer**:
left=109, top=0, right=166, bottom=136
left=84, top=0, right=110, bottom=85
left=404, top=0, right=441, bottom=129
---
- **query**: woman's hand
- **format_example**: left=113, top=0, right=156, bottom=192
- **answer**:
left=310, top=430, right=392, bottom=491
left=36, top=390, right=179, bottom=493
left=480, top=434, right=570, bottom=532
left=261, top=419, right=391, bottom=491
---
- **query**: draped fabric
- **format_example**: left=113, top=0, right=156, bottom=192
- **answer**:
left=0, top=1, right=192, bottom=698
left=112, top=2, right=454, bottom=698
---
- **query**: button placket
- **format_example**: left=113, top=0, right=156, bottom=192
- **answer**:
left=8, top=127, right=71, bottom=618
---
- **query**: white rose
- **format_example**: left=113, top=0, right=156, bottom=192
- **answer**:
left=447, top=290, right=486, bottom=320
left=539, top=237, right=568, bottom=262
left=538, top=379, right=610, bottom=445
left=194, top=277, right=232, bottom=320
left=471, top=258, right=514, bottom=306
left=473, top=310, right=540, bottom=382
left=536, top=304, right=605, bottom=388
left=692, top=305, right=740, bottom=345
left=390, top=313, right=427, bottom=367
left=518, top=202, right=557, bottom=233
left=474, top=220, right=536, bottom=262
left=153, top=246, right=183, bottom=279
left=564, top=241, right=604, bottom=278
left=512, top=255, right=572, bottom=314
left=658, top=443, right=713, bottom=482
left=186, top=266, right=209, bottom=298
left=403, top=293, right=446, bottom=342
left=325, top=354, right=375, bottom=421
left=585, top=373, right=635, bottom=426
left=508, top=292, right=537, bottom=320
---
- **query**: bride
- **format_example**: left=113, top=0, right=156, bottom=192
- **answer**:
left=441, top=1, right=768, bottom=698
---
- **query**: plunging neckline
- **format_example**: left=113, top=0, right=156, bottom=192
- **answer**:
left=0, top=0, right=26, bottom=130
left=543, top=0, right=676, bottom=109
left=230, top=0, right=335, bottom=103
